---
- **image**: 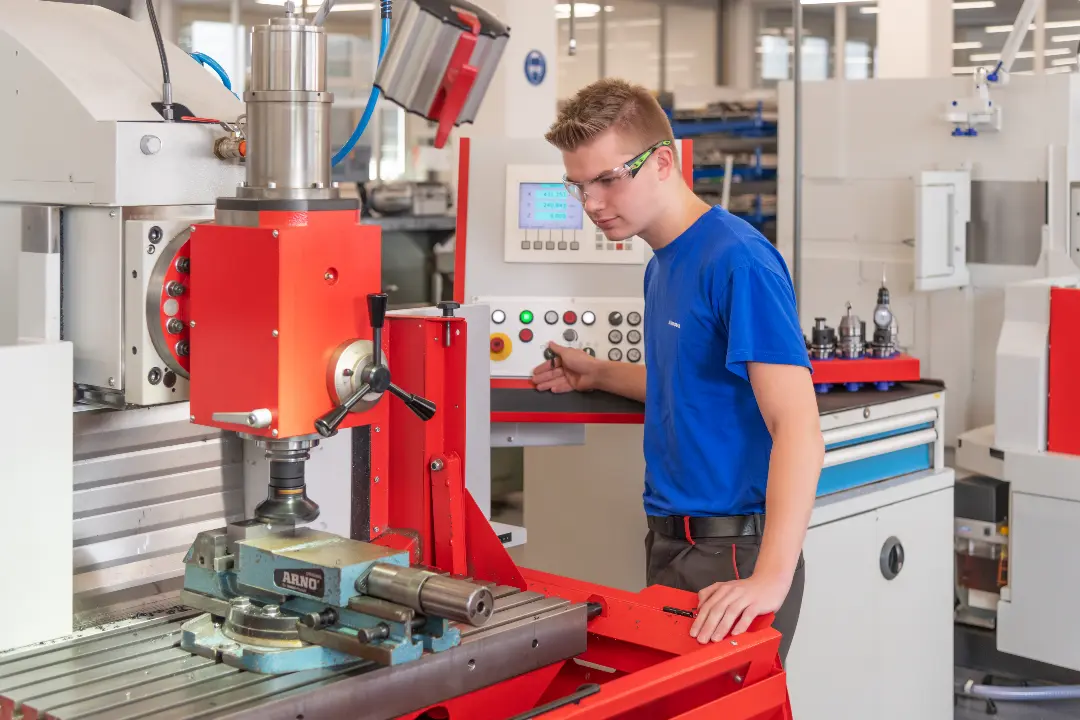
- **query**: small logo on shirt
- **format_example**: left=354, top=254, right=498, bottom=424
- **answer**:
left=668, top=320, right=681, bottom=329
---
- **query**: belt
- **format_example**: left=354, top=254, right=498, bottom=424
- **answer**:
left=647, top=514, right=764, bottom=542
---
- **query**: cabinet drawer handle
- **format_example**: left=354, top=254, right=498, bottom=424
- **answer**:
left=880, top=536, right=905, bottom=580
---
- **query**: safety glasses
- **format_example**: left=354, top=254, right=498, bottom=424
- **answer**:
left=562, top=139, right=673, bottom=204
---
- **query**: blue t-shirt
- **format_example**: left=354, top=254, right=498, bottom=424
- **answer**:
left=642, top=205, right=811, bottom=518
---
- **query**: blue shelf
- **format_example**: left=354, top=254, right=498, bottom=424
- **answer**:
left=672, top=101, right=777, bottom=239
left=672, top=119, right=777, bottom=138
left=693, top=166, right=777, bottom=182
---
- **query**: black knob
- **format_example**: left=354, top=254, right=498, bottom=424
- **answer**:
left=608, top=312, right=623, bottom=327
left=368, top=293, right=388, bottom=330
left=438, top=301, right=460, bottom=317
left=543, top=347, right=556, bottom=361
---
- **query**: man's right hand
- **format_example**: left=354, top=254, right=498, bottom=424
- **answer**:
left=530, top=342, right=603, bottom=393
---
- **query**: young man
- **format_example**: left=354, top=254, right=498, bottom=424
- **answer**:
left=530, top=79, right=824, bottom=662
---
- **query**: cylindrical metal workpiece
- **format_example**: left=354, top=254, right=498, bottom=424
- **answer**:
left=241, top=13, right=335, bottom=200
left=365, top=564, right=494, bottom=627
left=419, top=574, right=494, bottom=626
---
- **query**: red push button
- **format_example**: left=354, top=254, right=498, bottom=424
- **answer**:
left=563, top=311, right=577, bottom=325
left=519, top=328, right=534, bottom=343
left=490, top=336, right=505, bottom=353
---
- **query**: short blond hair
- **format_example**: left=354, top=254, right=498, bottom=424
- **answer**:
left=545, top=78, right=675, bottom=152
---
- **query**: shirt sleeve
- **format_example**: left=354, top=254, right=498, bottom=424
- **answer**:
left=719, top=264, right=812, bottom=382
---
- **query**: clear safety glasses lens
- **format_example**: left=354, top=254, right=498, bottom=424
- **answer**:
left=563, top=180, right=586, bottom=204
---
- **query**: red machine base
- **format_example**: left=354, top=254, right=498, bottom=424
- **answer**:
left=396, top=571, right=792, bottom=720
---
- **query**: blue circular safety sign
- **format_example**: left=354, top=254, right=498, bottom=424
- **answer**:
left=524, top=50, right=547, bottom=86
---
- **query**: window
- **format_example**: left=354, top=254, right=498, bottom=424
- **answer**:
left=760, top=34, right=790, bottom=81
left=846, top=40, right=872, bottom=79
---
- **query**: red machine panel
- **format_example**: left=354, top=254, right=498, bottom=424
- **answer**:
left=1049, top=286, right=1080, bottom=455
left=189, top=210, right=382, bottom=439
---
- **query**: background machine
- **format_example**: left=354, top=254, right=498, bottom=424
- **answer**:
left=0, top=1, right=796, bottom=718
left=776, top=0, right=1080, bottom=694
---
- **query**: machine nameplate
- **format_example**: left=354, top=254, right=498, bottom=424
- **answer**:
left=275, top=568, right=325, bottom=596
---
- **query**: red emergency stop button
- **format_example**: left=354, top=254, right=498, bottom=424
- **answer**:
left=519, top=329, right=534, bottom=343
left=563, top=311, right=577, bottom=325
left=490, top=336, right=505, bottom=353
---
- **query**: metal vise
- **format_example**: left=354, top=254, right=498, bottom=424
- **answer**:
left=179, top=521, right=494, bottom=674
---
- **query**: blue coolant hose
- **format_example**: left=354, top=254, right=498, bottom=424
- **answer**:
left=332, top=15, right=391, bottom=167
left=190, top=51, right=235, bottom=95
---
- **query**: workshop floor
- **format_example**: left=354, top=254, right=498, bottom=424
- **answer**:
left=954, top=668, right=1080, bottom=719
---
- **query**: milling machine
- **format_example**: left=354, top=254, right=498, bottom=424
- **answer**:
left=0, top=1, right=797, bottom=718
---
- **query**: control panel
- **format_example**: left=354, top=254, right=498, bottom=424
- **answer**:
left=503, top=165, right=648, bottom=266
left=475, top=296, right=646, bottom=377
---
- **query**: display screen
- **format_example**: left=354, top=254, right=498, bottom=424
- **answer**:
left=518, top=183, right=583, bottom=230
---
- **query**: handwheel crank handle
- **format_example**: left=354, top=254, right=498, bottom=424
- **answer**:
left=315, top=383, right=372, bottom=437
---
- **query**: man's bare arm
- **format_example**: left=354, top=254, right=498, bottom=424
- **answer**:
left=748, top=361, right=823, bottom=587
left=690, top=361, right=823, bottom=643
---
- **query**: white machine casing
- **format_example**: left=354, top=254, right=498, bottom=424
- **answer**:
left=0, top=1, right=246, bottom=649
left=956, top=276, right=1080, bottom=672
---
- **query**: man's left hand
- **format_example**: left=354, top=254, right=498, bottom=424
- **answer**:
left=689, top=574, right=790, bottom=644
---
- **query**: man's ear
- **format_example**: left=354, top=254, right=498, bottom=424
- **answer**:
left=655, top=145, right=676, bottom=181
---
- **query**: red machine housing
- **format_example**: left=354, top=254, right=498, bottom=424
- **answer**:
left=1048, top=286, right=1080, bottom=455
left=189, top=209, right=382, bottom=439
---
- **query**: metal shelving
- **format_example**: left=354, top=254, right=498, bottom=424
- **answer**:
left=670, top=99, right=779, bottom=243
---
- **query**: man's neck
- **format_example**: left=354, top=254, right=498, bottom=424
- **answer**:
left=639, top=188, right=713, bottom=251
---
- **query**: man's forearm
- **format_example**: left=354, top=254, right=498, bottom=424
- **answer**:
left=754, top=423, right=824, bottom=585
left=595, top=361, right=647, bottom=403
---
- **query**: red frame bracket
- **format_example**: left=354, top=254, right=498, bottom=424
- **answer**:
left=430, top=452, right=467, bottom=575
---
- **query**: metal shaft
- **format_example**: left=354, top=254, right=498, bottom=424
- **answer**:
left=365, top=564, right=494, bottom=627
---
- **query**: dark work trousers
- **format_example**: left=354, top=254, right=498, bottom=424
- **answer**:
left=645, top=529, right=806, bottom=663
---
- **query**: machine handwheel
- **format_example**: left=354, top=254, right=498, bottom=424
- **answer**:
left=879, top=536, right=904, bottom=580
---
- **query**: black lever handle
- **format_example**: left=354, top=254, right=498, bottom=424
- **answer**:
left=369, top=293, right=388, bottom=329
left=369, top=293, right=388, bottom=367
left=315, top=383, right=372, bottom=437
left=389, top=382, right=436, bottom=421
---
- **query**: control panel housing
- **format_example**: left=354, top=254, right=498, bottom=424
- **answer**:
left=475, top=296, right=646, bottom=377
left=503, top=165, right=647, bottom=266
